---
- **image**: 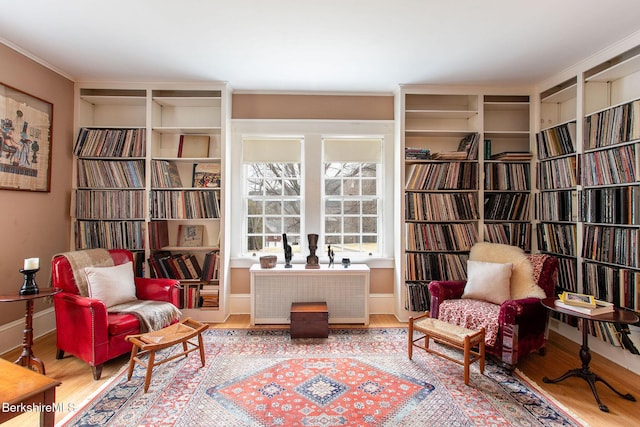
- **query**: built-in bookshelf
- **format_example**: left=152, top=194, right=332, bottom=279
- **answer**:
left=482, top=96, right=532, bottom=251
left=72, top=84, right=229, bottom=322
left=580, top=45, right=640, bottom=352
left=401, top=92, right=480, bottom=313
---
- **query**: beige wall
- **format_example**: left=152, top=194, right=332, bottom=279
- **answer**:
left=0, top=44, right=74, bottom=325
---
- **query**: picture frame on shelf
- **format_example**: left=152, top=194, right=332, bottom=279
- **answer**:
left=192, top=163, right=220, bottom=188
left=0, top=83, right=53, bottom=192
left=178, top=224, right=205, bottom=247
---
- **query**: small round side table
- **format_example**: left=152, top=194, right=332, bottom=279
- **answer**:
left=0, top=287, right=60, bottom=374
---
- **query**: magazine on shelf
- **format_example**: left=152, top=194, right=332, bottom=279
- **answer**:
left=558, top=291, right=596, bottom=308
left=192, top=163, right=221, bottom=188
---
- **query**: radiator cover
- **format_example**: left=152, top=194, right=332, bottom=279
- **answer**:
left=250, top=264, right=370, bottom=325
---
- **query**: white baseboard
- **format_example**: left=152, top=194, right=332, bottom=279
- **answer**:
left=227, top=293, right=397, bottom=317
left=0, top=308, right=56, bottom=355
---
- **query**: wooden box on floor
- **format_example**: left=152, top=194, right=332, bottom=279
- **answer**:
left=290, top=302, right=329, bottom=338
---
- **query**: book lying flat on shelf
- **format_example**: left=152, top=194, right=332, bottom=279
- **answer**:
left=490, top=151, right=533, bottom=160
left=554, top=299, right=614, bottom=316
left=178, top=135, right=210, bottom=158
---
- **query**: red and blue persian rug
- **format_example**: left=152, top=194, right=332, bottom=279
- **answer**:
left=60, top=328, right=585, bottom=426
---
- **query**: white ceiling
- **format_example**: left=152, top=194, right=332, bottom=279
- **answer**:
left=2, top=0, right=640, bottom=93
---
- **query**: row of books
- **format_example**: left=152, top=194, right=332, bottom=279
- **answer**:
left=405, top=162, right=478, bottom=190
left=583, top=262, right=639, bottom=311
left=537, top=190, right=576, bottom=222
left=581, top=186, right=639, bottom=225
left=584, top=98, right=640, bottom=149
left=405, top=253, right=468, bottom=282
left=151, top=160, right=221, bottom=189
left=555, top=257, right=578, bottom=293
left=536, top=223, right=576, bottom=256
left=484, top=163, right=530, bottom=191
left=537, top=156, right=578, bottom=189
left=582, top=225, right=638, bottom=268
left=483, top=193, right=531, bottom=221
left=75, top=220, right=145, bottom=251
left=580, top=144, right=637, bottom=186
left=483, top=223, right=531, bottom=251
left=75, top=189, right=145, bottom=219
left=77, top=159, right=145, bottom=188
left=148, top=251, right=203, bottom=280
left=150, top=190, right=220, bottom=219
left=405, top=222, right=478, bottom=252
left=580, top=320, right=638, bottom=354
left=536, top=121, right=576, bottom=159
left=74, top=127, right=146, bottom=158
left=148, top=250, right=219, bottom=282
left=404, top=281, right=430, bottom=312
left=405, top=192, right=478, bottom=221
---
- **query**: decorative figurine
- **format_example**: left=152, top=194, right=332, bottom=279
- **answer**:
left=305, top=233, right=320, bottom=269
left=342, top=258, right=351, bottom=268
left=283, top=233, right=292, bottom=268
left=328, top=245, right=335, bottom=268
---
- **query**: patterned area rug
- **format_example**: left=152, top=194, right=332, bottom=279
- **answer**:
left=60, top=328, right=585, bottom=426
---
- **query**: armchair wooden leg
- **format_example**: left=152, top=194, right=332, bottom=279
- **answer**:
left=56, top=349, right=64, bottom=360
left=92, top=364, right=103, bottom=380
left=408, top=318, right=414, bottom=360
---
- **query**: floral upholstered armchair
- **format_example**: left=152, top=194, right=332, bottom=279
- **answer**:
left=428, top=242, right=558, bottom=369
left=51, top=249, right=181, bottom=379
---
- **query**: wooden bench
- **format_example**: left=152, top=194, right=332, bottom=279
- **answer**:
left=290, top=301, right=329, bottom=338
left=408, top=312, right=485, bottom=385
left=126, top=317, right=207, bottom=392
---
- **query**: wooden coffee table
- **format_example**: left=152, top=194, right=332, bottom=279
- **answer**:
left=0, top=358, right=61, bottom=427
left=126, top=317, right=207, bottom=392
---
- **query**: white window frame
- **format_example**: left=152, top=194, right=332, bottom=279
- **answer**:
left=229, top=120, right=394, bottom=267
left=322, top=137, right=383, bottom=256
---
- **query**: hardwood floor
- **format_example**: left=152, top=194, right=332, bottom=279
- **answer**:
left=1, top=314, right=638, bottom=426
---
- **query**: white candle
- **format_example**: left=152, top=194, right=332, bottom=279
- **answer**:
left=24, top=258, right=39, bottom=270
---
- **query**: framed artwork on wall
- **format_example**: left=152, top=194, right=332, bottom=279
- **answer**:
left=0, top=83, right=53, bottom=192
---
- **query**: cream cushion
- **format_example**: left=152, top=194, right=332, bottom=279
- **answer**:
left=84, top=262, right=138, bottom=308
left=462, top=260, right=513, bottom=305
left=470, top=242, right=546, bottom=300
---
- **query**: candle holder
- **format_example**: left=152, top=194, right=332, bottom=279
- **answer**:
left=19, top=268, right=40, bottom=295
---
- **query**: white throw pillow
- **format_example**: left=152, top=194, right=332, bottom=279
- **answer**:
left=462, top=260, right=513, bottom=305
left=84, top=262, right=138, bottom=308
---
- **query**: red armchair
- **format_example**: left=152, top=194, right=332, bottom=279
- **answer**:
left=428, top=244, right=558, bottom=369
left=52, top=249, right=181, bottom=379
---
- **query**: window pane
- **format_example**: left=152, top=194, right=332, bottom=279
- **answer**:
left=247, top=217, right=263, bottom=234
left=344, top=179, right=360, bottom=195
left=344, top=217, right=360, bottom=233
left=283, top=200, right=300, bottom=214
left=325, top=200, right=341, bottom=215
left=325, top=217, right=341, bottom=233
left=362, top=217, right=377, bottom=233
left=325, top=235, right=340, bottom=245
left=283, top=179, right=300, bottom=195
left=344, top=201, right=360, bottom=214
left=247, top=164, right=264, bottom=178
left=283, top=163, right=301, bottom=177
left=344, top=235, right=360, bottom=249
left=247, top=236, right=263, bottom=252
left=247, top=178, right=263, bottom=196
left=362, top=200, right=377, bottom=214
left=248, top=200, right=263, bottom=215
left=264, top=179, right=282, bottom=195
left=325, top=179, right=341, bottom=196
left=284, top=217, right=300, bottom=233
left=325, top=162, right=343, bottom=177
left=362, top=178, right=377, bottom=196
left=362, top=163, right=376, bottom=177
left=265, top=217, right=282, bottom=233
left=265, top=200, right=281, bottom=215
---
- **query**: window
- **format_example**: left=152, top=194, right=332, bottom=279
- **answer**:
left=323, top=138, right=382, bottom=256
left=243, top=138, right=302, bottom=254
